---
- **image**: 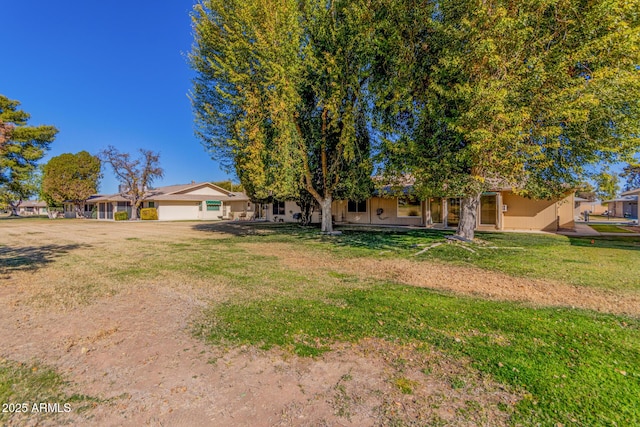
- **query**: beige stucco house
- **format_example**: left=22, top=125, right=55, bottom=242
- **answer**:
left=574, top=197, right=608, bottom=217
left=603, top=189, right=639, bottom=219
left=15, top=200, right=48, bottom=216
left=69, top=182, right=254, bottom=221
left=265, top=189, right=575, bottom=232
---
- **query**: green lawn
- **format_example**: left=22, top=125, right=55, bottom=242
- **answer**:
left=589, top=224, right=635, bottom=233
left=227, top=224, right=639, bottom=290
left=180, top=224, right=640, bottom=426
left=197, top=284, right=640, bottom=426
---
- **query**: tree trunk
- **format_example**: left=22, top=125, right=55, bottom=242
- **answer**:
left=9, top=201, right=20, bottom=216
left=130, top=200, right=139, bottom=220
left=320, top=196, right=333, bottom=233
left=74, top=203, right=84, bottom=218
left=455, top=193, right=480, bottom=240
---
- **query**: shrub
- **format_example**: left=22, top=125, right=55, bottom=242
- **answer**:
left=140, top=207, right=158, bottom=220
left=114, top=211, right=128, bottom=221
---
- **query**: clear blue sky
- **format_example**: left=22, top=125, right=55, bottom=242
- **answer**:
left=2, top=0, right=233, bottom=194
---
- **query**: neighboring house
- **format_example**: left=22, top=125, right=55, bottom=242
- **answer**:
left=603, top=190, right=639, bottom=219
left=16, top=200, right=48, bottom=216
left=574, top=197, right=607, bottom=218
left=66, top=182, right=254, bottom=221
left=264, top=188, right=575, bottom=232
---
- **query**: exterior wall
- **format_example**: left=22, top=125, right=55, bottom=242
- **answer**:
left=157, top=202, right=200, bottom=221
left=332, top=200, right=371, bottom=224
left=183, top=187, right=228, bottom=196
left=369, top=197, right=423, bottom=226
left=501, top=193, right=573, bottom=231
left=557, top=195, right=575, bottom=229
left=576, top=201, right=607, bottom=215
left=333, top=198, right=424, bottom=226
left=265, top=200, right=321, bottom=223
left=264, top=192, right=575, bottom=232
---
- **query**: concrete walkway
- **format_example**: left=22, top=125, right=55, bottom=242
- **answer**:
left=557, top=222, right=640, bottom=237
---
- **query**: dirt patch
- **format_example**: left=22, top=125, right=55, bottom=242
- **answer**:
left=0, top=284, right=517, bottom=426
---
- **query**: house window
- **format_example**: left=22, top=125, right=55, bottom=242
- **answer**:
left=447, top=198, right=460, bottom=226
left=272, top=201, right=285, bottom=215
left=480, top=195, right=497, bottom=225
left=347, top=200, right=367, bottom=213
left=148, top=201, right=155, bottom=208
left=398, top=196, right=422, bottom=217
left=429, top=198, right=442, bottom=223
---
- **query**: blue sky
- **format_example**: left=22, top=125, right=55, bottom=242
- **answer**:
left=2, top=0, right=233, bottom=194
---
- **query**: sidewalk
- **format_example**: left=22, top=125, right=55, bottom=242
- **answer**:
left=557, top=222, right=640, bottom=237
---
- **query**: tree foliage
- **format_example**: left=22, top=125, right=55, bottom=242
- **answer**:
left=592, top=168, right=620, bottom=201
left=211, top=180, right=244, bottom=192
left=0, top=95, right=58, bottom=215
left=372, top=0, right=640, bottom=238
left=621, top=163, right=640, bottom=191
left=190, top=0, right=375, bottom=232
left=99, top=145, right=163, bottom=220
left=42, top=151, right=101, bottom=215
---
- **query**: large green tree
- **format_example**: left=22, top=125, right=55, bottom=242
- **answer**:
left=0, top=95, right=58, bottom=215
left=190, top=0, right=374, bottom=232
left=373, top=0, right=640, bottom=239
left=42, top=151, right=101, bottom=217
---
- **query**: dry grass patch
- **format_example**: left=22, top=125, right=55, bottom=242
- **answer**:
left=238, top=241, right=640, bottom=317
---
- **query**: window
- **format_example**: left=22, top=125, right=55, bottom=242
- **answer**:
left=447, top=198, right=460, bottom=226
left=398, top=197, right=422, bottom=217
left=272, top=201, right=285, bottom=215
left=148, top=201, right=155, bottom=208
left=480, top=195, right=497, bottom=225
left=429, top=198, right=442, bottom=223
left=347, top=200, right=367, bottom=213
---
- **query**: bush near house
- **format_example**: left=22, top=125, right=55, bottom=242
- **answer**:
left=114, top=211, right=128, bottom=221
left=140, top=208, right=158, bottom=221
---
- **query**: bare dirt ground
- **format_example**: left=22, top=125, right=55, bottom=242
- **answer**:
left=0, top=219, right=634, bottom=426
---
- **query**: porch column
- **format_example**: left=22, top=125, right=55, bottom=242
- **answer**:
left=442, top=198, right=448, bottom=228
left=497, top=193, right=503, bottom=230
left=424, top=199, right=432, bottom=227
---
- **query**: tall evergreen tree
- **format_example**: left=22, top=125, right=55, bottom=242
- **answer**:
left=0, top=95, right=58, bottom=215
left=190, top=0, right=374, bottom=232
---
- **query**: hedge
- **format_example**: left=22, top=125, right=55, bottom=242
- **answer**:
left=114, top=211, right=128, bottom=221
left=140, top=207, right=158, bottom=220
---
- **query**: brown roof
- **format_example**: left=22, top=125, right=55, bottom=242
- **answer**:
left=85, top=182, right=248, bottom=203
left=20, top=200, right=47, bottom=208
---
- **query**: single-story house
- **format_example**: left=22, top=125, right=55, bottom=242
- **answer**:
left=603, top=190, right=639, bottom=219
left=16, top=200, right=48, bottom=216
left=264, top=189, right=575, bottom=232
left=66, top=182, right=255, bottom=221
left=574, top=197, right=607, bottom=218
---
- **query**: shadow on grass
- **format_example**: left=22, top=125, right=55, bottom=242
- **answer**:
left=0, top=244, right=84, bottom=275
left=192, top=221, right=458, bottom=251
left=192, top=221, right=320, bottom=237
